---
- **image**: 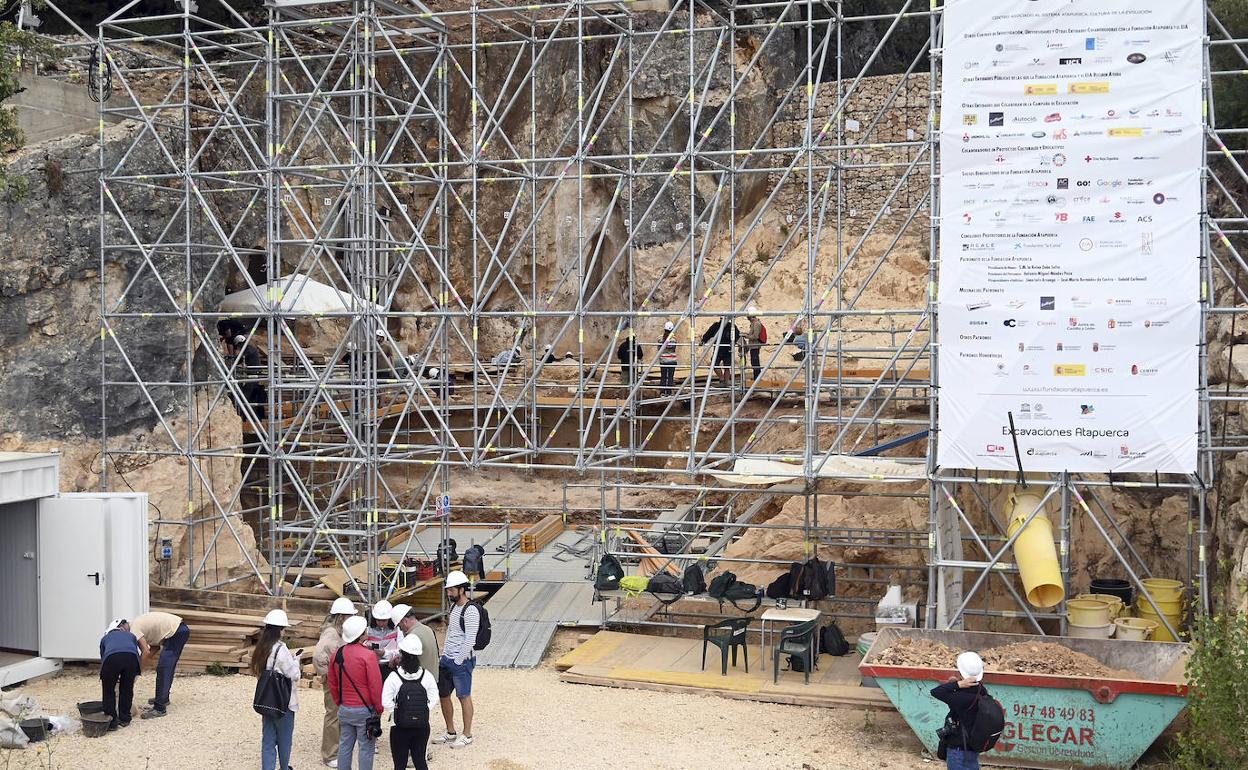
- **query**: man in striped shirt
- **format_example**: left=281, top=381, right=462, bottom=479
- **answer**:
left=432, top=570, right=478, bottom=750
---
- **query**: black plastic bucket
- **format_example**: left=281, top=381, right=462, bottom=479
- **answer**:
left=1090, top=578, right=1134, bottom=607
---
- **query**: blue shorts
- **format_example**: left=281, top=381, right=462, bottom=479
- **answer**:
left=438, top=656, right=475, bottom=698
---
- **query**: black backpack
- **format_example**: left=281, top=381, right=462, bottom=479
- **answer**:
left=647, top=572, right=684, bottom=605
left=800, top=558, right=832, bottom=600
left=595, top=554, right=624, bottom=591
left=462, top=544, right=485, bottom=576
left=723, top=581, right=762, bottom=613
left=965, top=692, right=1006, bottom=753
left=458, top=601, right=491, bottom=650
left=392, top=671, right=431, bottom=729
left=765, top=572, right=792, bottom=599
left=436, top=538, right=458, bottom=572
left=786, top=653, right=808, bottom=672
left=819, top=622, right=850, bottom=656
left=682, top=563, right=706, bottom=595
left=708, top=571, right=737, bottom=600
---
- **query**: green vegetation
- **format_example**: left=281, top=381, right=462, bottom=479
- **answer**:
left=1174, top=613, right=1248, bottom=770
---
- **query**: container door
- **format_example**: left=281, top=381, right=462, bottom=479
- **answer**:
left=38, top=496, right=108, bottom=659
left=38, top=493, right=148, bottom=660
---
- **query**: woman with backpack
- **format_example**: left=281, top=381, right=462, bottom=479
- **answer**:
left=382, top=634, right=439, bottom=770
left=251, top=609, right=300, bottom=770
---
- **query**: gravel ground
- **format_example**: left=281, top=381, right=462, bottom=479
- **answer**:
left=4, top=666, right=929, bottom=770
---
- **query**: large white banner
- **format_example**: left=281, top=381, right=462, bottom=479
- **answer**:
left=937, top=0, right=1202, bottom=474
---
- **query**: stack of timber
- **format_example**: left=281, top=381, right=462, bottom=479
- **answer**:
left=151, top=586, right=332, bottom=674
left=520, top=515, right=564, bottom=553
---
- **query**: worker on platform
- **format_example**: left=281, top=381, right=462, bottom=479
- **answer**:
left=383, top=633, right=439, bottom=770
left=315, top=597, right=359, bottom=768
left=658, top=321, right=678, bottom=393
left=743, top=306, right=766, bottom=382
left=329, top=615, right=385, bottom=770
left=98, top=619, right=141, bottom=730
left=251, top=609, right=300, bottom=770
left=433, top=570, right=478, bottom=750
left=699, top=316, right=739, bottom=385
left=784, top=317, right=809, bottom=362
left=130, top=610, right=191, bottom=719
left=616, top=323, right=643, bottom=387
left=930, top=651, right=991, bottom=770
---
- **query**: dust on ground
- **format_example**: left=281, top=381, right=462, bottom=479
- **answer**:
left=5, top=666, right=928, bottom=770
left=871, top=637, right=1139, bottom=679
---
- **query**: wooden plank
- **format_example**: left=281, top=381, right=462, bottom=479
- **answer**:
left=150, top=586, right=333, bottom=617
left=623, top=529, right=681, bottom=577
left=519, top=514, right=563, bottom=553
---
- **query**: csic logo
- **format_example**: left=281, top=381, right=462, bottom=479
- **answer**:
left=1127, top=53, right=1147, bottom=64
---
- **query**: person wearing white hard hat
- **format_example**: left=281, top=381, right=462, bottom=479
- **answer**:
left=658, top=321, right=679, bottom=393
left=251, top=609, right=300, bottom=770
left=540, top=343, right=558, bottom=365
left=382, top=634, right=439, bottom=770
left=699, top=315, right=739, bottom=386
left=99, top=619, right=141, bottom=730
left=390, top=604, right=440, bottom=678
left=432, top=570, right=478, bottom=749
left=931, top=650, right=992, bottom=770
left=329, top=615, right=384, bottom=770
left=315, top=598, right=358, bottom=767
left=367, top=600, right=400, bottom=679
left=743, top=305, right=766, bottom=383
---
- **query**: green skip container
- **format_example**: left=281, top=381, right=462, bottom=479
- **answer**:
left=860, top=628, right=1190, bottom=769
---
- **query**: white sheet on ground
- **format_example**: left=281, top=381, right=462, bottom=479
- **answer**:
left=705, top=456, right=925, bottom=485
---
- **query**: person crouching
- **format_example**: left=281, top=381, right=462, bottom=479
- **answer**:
left=99, top=619, right=141, bottom=730
left=382, top=634, right=439, bottom=770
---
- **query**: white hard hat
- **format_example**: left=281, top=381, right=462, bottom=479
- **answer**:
left=544, top=343, right=552, bottom=349
left=399, top=633, right=423, bottom=656
left=342, top=615, right=367, bottom=644
left=664, top=321, right=674, bottom=331
left=372, top=599, right=394, bottom=621
left=390, top=604, right=412, bottom=624
left=746, top=305, right=760, bottom=315
left=956, top=651, right=984, bottom=683
left=330, top=597, right=358, bottom=616
left=233, top=334, right=247, bottom=345
left=428, top=367, right=440, bottom=378
left=264, top=609, right=290, bottom=628
left=445, top=570, right=470, bottom=589
left=106, top=618, right=126, bottom=632
left=375, top=328, right=385, bottom=337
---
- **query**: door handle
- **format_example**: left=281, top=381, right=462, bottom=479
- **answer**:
left=87, top=572, right=100, bottom=586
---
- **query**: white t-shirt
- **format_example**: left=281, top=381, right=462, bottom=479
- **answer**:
left=381, top=667, right=439, bottom=726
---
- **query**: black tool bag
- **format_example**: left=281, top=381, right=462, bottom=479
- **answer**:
left=252, top=644, right=292, bottom=718
left=647, top=572, right=684, bottom=606
left=765, top=572, right=793, bottom=600
left=708, top=571, right=737, bottom=600
left=723, top=581, right=762, bottom=613
left=820, top=622, right=850, bottom=656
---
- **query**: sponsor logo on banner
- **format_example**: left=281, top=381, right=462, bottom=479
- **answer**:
left=1108, top=128, right=1145, bottom=137
left=1054, top=364, right=1087, bottom=376
left=1127, top=53, right=1147, bottom=64
left=1025, top=84, right=1059, bottom=96
left=1069, top=82, right=1111, bottom=94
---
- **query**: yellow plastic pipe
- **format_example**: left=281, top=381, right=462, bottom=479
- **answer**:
left=1005, top=488, right=1065, bottom=608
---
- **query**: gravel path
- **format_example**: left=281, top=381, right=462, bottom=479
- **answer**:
left=5, top=667, right=928, bottom=770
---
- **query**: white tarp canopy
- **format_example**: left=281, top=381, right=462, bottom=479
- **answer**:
left=705, top=456, right=925, bottom=486
left=219, top=273, right=382, bottom=315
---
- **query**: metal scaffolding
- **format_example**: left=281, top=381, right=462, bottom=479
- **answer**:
left=84, top=0, right=1248, bottom=629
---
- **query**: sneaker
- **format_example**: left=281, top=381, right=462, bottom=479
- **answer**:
left=146, top=697, right=170, bottom=706
left=323, top=761, right=338, bottom=768
left=432, top=732, right=457, bottom=745
left=140, top=708, right=166, bottom=720
left=451, top=735, right=474, bottom=749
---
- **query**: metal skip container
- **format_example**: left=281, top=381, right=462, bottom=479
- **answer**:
left=859, top=628, right=1190, bottom=770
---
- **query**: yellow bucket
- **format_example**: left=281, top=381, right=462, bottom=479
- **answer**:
left=1141, top=578, right=1185, bottom=602
left=1067, top=598, right=1112, bottom=627
left=1136, top=602, right=1182, bottom=642
left=1114, top=617, right=1158, bottom=641
left=1136, top=596, right=1183, bottom=616
left=1076, top=593, right=1124, bottom=619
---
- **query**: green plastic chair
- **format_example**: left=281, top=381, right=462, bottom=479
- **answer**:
left=702, top=617, right=750, bottom=675
left=772, top=618, right=819, bottom=684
